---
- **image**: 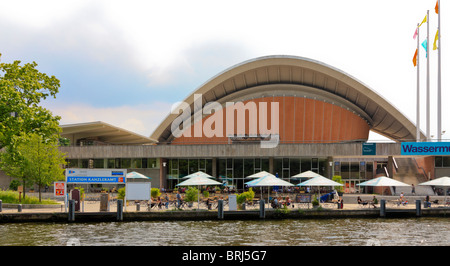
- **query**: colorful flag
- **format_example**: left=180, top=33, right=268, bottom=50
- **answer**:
left=422, top=39, right=428, bottom=57
left=419, top=15, right=427, bottom=27
left=413, top=28, right=418, bottom=40
left=433, top=29, right=439, bottom=50
left=435, top=0, right=439, bottom=14
left=413, top=49, right=418, bottom=67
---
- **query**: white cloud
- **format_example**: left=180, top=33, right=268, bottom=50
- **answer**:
left=44, top=101, right=173, bottom=137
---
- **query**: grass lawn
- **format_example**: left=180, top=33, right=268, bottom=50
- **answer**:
left=0, top=190, right=59, bottom=204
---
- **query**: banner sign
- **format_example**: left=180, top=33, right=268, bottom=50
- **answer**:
left=54, top=181, right=66, bottom=197
left=66, top=169, right=127, bottom=184
left=401, top=142, right=450, bottom=155
left=362, top=143, right=376, bottom=155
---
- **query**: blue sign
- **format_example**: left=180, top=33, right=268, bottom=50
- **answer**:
left=362, top=143, right=376, bottom=155
left=401, top=142, right=450, bottom=155
left=67, top=176, right=125, bottom=183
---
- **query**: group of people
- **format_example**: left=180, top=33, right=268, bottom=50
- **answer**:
left=357, top=196, right=378, bottom=208
left=270, top=196, right=293, bottom=208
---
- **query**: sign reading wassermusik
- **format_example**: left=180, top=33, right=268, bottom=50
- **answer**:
left=66, top=169, right=127, bottom=184
left=401, top=142, right=450, bottom=155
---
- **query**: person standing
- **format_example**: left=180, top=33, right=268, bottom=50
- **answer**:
left=411, top=184, right=416, bottom=195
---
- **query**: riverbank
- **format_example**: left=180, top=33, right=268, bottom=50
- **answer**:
left=1, top=194, right=449, bottom=223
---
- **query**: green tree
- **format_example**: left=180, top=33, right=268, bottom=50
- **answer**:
left=0, top=53, right=62, bottom=196
left=16, top=133, right=66, bottom=202
left=0, top=53, right=61, bottom=147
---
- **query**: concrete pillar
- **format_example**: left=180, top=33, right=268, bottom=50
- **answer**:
left=117, top=199, right=123, bottom=221
left=259, top=199, right=265, bottom=219
left=416, top=200, right=422, bottom=217
left=380, top=199, right=386, bottom=217
left=68, top=200, right=75, bottom=222
left=218, top=200, right=224, bottom=219
left=18, top=204, right=22, bottom=212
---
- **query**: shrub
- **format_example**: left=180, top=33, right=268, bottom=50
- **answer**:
left=9, top=180, right=21, bottom=191
left=184, top=187, right=198, bottom=202
left=117, top=187, right=126, bottom=200
left=151, top=188, right=161, bottom=199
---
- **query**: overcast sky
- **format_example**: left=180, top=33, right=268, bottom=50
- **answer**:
left=1, top=0, right=447, bottom=141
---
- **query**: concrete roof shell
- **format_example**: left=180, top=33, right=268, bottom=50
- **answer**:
left=61, top=121, right=156, bottom=145
left=151, top=55, right=423, bottom=143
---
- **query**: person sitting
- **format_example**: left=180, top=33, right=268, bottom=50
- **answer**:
left=357, top=196, right=368, bottom=206
left=285, top=196, right=292, bottom=207
left=397, top=192, right=408, bottom=206
left=271, top=197, right=279, bottom=208
left=424, top=195, right=432, bottom=208
left=371, top=196, right=378, bottom=208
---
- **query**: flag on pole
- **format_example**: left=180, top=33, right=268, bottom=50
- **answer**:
left=422, top=39, right=428, bottom=57
left=413, top=49, right=418, bottom=66
left=435, top=0, right=439, bottom=14
left=419, top=15, right=427, bottom=27
left=434, top=29, right=439, bottom=50
left=413, top=28, right=418, bottom=39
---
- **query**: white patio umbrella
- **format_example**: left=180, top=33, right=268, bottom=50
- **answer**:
left=357, top=176, right=411, bottom=196
left=245, top=171, right=272, bottom=179
left=176, top=175, right=222, bottom=210
left=245, top=173, right=294, bottom=208
left=297, top=175, right=343, bottom=206
left=180, top=171, right=215, bottom=179
left=126, top=171, right=152, bottom=179
left=291, top=170, right=323, bottom=180
left=419, top=176, right=450, bottom=203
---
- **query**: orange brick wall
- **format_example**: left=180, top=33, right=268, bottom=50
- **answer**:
left=171, top=96, right=370, bottom=144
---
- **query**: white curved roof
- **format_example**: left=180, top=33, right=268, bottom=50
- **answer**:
left=151, top=55, right=423, bottom=143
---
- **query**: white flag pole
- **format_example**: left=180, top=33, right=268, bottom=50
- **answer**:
left=426, top=10, right=431, bottom=142
left=438, top=0, right=442, bottom=141
left=417, top=23, right=421, bottom=142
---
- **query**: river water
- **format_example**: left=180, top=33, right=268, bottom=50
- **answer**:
left=0, top=218, right=449, bottom=246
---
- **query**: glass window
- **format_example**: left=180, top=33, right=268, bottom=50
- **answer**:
left=244, top=159, right=254, bottom=177
left=206, top=159, right=212, bottom=175
left=148, top=158, right=158, bottom=168
left=107, top=159, right=115, bottom=168
left=255, top=158, right=261, bottom=169
left=350, top=162, right=359, bottom=179
left=341, top=162, right=349, bottom=179
left=131, top=158, right=142, bottom=168
left=301, top=158, right=311, bottom=172
left=142, top=158, right=148, bottom=168
left=282, top=158, right=290, bottom=169
left=121, top=158, right=131, bottom=168
left=443, top=157, right=450, bottom=167
left=189, top=159, right=198, bottom=173
left=93, top=159, right=104, bottom=168
left=67, top=159, right=79, bottom=168
left=115, top=158, right=121, bottom=168
left=274, top=159, right=282, bottom=177
left=435, top=156, right=443, bottom=167
left=234, top=159, right=243, bottom=179
left=218, top=159, right=226, bottom=178
left=179, top=159, right=188, bottom=177
left=290, top=158, right=300, bottom=177
left=366, top=162, right=373, bottom=179
left=261, top=159, right=270, bottom=172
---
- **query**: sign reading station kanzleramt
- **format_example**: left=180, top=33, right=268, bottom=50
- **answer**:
left=401, top=142, right=450, bottom=155
left=66, top=169, right=127, bottom=184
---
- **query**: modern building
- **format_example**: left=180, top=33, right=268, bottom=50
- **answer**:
left=2, top=56, right=449, bottom=195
